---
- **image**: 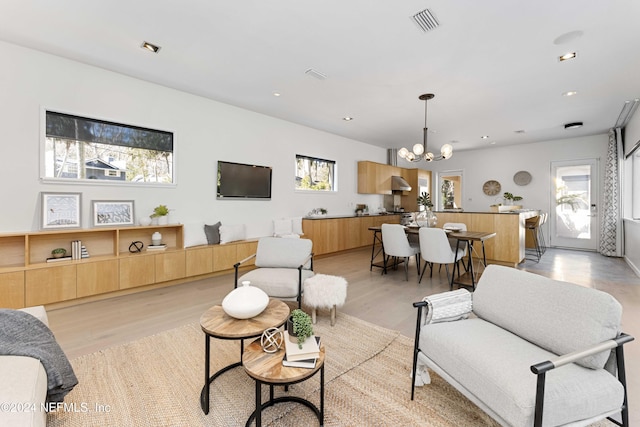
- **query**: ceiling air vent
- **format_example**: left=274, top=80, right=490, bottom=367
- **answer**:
left=411, top=8, right=440, bottom=32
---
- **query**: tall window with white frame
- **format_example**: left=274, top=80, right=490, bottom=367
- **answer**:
left=43, top=111, right=174, bottom=184
left=295, top=155, right=336, bottom=191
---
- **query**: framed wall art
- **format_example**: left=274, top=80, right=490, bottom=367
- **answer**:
left=91, top=200, right=135, bottom=227
left=41, top=192, right=82, bottom=229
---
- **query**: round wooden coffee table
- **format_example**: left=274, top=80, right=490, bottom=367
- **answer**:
left=242, top=337, right=325, bottom=427
left=199, top=298, right=289, bottom=414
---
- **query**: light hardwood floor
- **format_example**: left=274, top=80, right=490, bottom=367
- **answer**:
left=47, top=247, right=640, bottom=424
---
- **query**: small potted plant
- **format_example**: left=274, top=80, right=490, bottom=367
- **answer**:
left=417, top=191, right=433, bottom=210
left=51, top=248, right=67, bottom=258
left=503, top=192, right=523, bottom=206
left=150, top=204, right=170, bottom=225
left=287, top=309, right=314, bottom=349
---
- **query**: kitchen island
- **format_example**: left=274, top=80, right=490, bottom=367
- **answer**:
left=434, top=210, right=539, bottom=266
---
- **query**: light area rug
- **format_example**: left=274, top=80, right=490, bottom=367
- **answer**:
left=45, top=311, right=607, bottom=427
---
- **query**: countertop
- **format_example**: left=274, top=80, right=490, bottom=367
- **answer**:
left=433, top=209, right=540, bottom=215
left=304, top=213, right=402, bottom=220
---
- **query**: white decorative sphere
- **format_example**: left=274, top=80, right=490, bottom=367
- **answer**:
left=260, top=327, right=284, bottom=353
left=222, top=281, right=269, bottom=319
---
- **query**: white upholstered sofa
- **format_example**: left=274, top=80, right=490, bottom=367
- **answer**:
left=0, top=306, right=49, bottom=427
left=411, top=265, right=634, bottom=427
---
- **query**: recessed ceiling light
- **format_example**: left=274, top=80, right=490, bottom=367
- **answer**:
left=564, top=122, right=583, bottom=129
left=562, top=91, right=578, bottom=97
left=490, top=141, right=497, bottom=145
left=272, top=92, right=281, bottom=97
left=514, top=130, right=526, bottom=134
left=141, top=41, right=161, bottom=53
left=559, top=52, right=577, bottom=62
left=481, top=135, right=489, bottom=139
left=342, top=117, right=354, bottom=121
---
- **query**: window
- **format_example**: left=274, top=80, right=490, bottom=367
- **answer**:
left=43, top=111, right=174, bottom=184
left=295, top=155, right=336, bottom=191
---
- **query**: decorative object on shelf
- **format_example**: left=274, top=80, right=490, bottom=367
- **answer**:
left=150, top=204, right=170, bottom=225
left=40, top=192, right=82, bottom=230
left=513, top=170, right=532, bottom=186
left=129, top=241, right=144, bottom=253
left=482, top=180, right=502, bottom=196
left=80, top=245, right=90, bottom=259
left=287, top=308, right=314, bottom=348
left=91, top=200, right=135, bottom=227
left=260, top=327, right=284, bottom=353
left=139, top=216, right=152, bottom=226
left=151, top=231, right=162, bottom=246
left=51, top=248, right=67, bottom=258
left=221, top=281, right=269, bottom=319
left=397, top=93, right=453, bottom=162
left=503, top=192, right=523, bottom=206
left=307, top=208, right=328, bottom=217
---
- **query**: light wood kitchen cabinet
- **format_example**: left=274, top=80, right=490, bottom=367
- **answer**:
left=357, top=161, right=403, bottom=195
left=0, top=271, right=25, bottom=308
left=76, top=259, right=119, bottom=298
left=302, top=214, right=401, bottom=256
left=25, top=264, right=76, bottom=306
left=401, top=168, right=432, bottom=212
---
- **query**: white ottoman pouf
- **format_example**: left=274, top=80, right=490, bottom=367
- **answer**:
left=303, top=274, right=347, bottom=326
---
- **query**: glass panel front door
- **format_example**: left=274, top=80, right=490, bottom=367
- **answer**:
left=550, top=159, right=598, bottom=250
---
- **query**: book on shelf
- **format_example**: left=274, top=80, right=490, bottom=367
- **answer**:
left=71, top=240, right=82, bottom=260
left=282, top=336, right=321, bottom=368
left=283, top=331, right=320, bottom=362
left=147, top=244, right=167, bottom=251
left=46, top=256, right=73, bottom=263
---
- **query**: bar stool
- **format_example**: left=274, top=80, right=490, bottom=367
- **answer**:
left=525, top=215, right=543, bottom=262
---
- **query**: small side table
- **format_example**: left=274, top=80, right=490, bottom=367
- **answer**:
left=199, top=299, right=289, bottom=415
left=243, top=337, right=325, bottom=427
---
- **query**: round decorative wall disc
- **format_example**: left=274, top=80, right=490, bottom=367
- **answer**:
left=482, top=180, right=501, bottom=196
left=513, top=171, right=532, bottom=186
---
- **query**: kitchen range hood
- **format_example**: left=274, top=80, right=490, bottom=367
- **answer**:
left=391, top=175, right=412, bottom=192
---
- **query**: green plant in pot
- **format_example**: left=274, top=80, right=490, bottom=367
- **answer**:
left=51, top=247, right=67, bottom=258
left=150, top=204, right=170, bottom=225
left=417, top=191, right=433, bottom=210
left=503, top=192, right=523, bottom=205
left=150, top=204, right=169, bottom=218
left=287, top=308, right=314, bottom=349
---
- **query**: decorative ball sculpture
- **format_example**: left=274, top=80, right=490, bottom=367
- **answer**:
left=260, top=327, right=284, bottom=353
left=221, top=281, right=269, bottom=319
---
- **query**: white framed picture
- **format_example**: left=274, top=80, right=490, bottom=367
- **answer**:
left=41, top=192, right=82, bottom=230
left=91, top=200, right=135, bottom=227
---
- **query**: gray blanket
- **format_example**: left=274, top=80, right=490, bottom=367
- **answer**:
left=0, top=309, right=78, bottom=402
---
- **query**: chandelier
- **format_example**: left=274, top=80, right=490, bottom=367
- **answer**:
left=398, top=93, right=453, bottom=162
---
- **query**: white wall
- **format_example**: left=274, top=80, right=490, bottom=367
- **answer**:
left=0, top=40, right=386, bottom=233
left=398, top=134, right=608, bottom=213
left=397, top=134, right=610, bottom=247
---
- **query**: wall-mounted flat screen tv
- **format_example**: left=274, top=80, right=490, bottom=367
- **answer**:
left=217, top=161, right=272, bottom=199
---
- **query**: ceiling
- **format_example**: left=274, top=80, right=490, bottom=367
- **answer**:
left=2, top=0, right=640, bottom=153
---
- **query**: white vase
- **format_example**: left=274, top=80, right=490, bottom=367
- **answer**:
left=151, top=231, right=162, bottom=246
left=139, top=216, right=152, bottom=226
left=222, top=281, right=269, bottom=319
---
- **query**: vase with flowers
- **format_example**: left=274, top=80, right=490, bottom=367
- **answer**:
left=416, top=192, right=437, bottom=227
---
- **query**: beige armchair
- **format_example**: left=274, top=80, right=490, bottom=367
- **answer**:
left=234, top=237, right=314, bottom=308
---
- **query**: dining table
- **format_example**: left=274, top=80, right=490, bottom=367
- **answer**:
left=368, top=225, right=496, bottom=287
left=447, top=230, right=496, bottom=290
